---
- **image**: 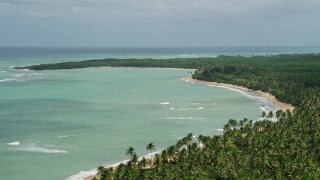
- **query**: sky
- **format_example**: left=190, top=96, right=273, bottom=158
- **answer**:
left=0, top=0, right=320, bottom=47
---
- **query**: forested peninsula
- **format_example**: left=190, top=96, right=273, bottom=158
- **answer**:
left=19, top=54, right=320, bottom=179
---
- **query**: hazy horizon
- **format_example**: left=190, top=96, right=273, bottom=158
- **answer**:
left=1, top=0, right=320, bottom=47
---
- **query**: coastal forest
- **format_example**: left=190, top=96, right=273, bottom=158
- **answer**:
left=18, top=54, right=320, bottom=179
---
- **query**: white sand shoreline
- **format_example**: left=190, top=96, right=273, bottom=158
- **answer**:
left=183, top=77, right=294, bottom=111
left=97, top=66, right=197, bottom=71
left=67, top=152, right=160, bottom=180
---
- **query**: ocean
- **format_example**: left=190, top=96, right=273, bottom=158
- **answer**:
left=0, top=47, right=319, bottom=180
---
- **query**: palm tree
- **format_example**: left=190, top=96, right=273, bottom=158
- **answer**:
left=239, top=118, right=248, bottom=127
left=223, top=123, right=231, bottom=132
left=146, top=142, right=155, bottom=153
left=275, top=110, right=283, bottom=119
left=161, top=149, right=169, bottom=163
left=186, top=133, right=193, bottom=143
left=267, top=111, right=274, bottom=119
left=140, top=157, right=148, bottom=168
left=97, top=165, right=106, bottom=179
left=167, top=145, right=176, bottom=161
left=131, top=153, right=138, bottom=165
left=97, top=166, right=113, bottom=180
left=154, top=154, right=162, bottom=170
left=228, top=119, right=238, bottom=128
left=97, top=165, right=105, bottom=174
left=126, top=146, right=136, bottom=159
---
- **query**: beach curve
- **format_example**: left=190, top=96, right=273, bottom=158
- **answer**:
left=183, top=77, right=294, bottom=111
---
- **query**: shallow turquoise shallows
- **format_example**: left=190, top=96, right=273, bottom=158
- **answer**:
left=1, top=47, right=307, bottom=180
left=0, top=67, right=272, bottom=180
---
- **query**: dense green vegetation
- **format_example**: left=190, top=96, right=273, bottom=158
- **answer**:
left=18, top=54, right=320, bottom=179
left=96, top=101, right=320, bottom=179
left=15, top=53, right=320, bottom=72
left=192, top=64, right=320, bottom=106
left=91, top=54, right=320, bottom=179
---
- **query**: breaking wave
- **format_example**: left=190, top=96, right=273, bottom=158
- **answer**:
left=13, top=145, right=68, bottom=154
left=160, top=102, right=170, bottom=105
left=170, top=107, right=204, bottom=111
left=164, top=117, right=208, bottom=120
left=56, top=135, right=78, bottom=139
left=0, top=78, right=24, bottom=83
left=7, top=141, right=20, bottom=146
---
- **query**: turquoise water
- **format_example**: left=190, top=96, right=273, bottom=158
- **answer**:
left=0, top=47, right=317, bottom=180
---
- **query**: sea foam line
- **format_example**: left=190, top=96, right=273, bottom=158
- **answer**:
left=220, top=89, right=274, bottom=111
left=164, top=117, right=208, bottom=120
left=170, top=107, right=204, bottom=111
left=56, top=135, right=78, bottom=139
left=13, top=73, right=26, bottom=78
left=7, top=141, right=20, bottom=146
left=183, top=78, right=277, bottom=112
left=160, top=102, right=170, bottom=105
left=12, top=144, right=68, bottom=154
left=0, top=78, right=16, bottom=82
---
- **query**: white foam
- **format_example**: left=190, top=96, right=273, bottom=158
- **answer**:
left=171, top=107, right=204, bottom=111
left=181, top=107, right=197, bottom=110
left=57, top=135, right=78, bottom=138
left=0, top=79, right=11, bottom=82
left=217, top=129, right=224, bottom=132
left=13, top=73, right=26, bottom=78
left=165, top=117, right=193, bottom=120
left=192, top=103, right=201, bottom=105
left=164, top=117, right=207, bottom=120
left=21, top=69, right=30, bottom=71
left=66, top=169, right=98, bottom=180
left=14, top=146, right=68, bottom=154
left=67, top=151, right=160, bottom=180
left=7, top=141, right=20, bottom=146
left=210, top=85, right=277, bottom=111
left=160, top=102, right=170, bottom=105
left=183, top=78, right=278, bottom=112
left=0, top=76, right=42, bottom=83
left=13, top=73, right=39, bottom=78
left=0, top=70, right=6, bottom=73
left=0, top=78, right=22, bottom=82
left=178, top=54, right=198, bottom=58
left=259, top=105, right=268, bottom=112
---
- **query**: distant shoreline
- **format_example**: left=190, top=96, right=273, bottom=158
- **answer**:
left=183, top=77, right=294, bottom=111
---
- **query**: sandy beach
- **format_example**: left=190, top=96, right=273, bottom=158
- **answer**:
left=183, top=77, right=294, bottom=111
